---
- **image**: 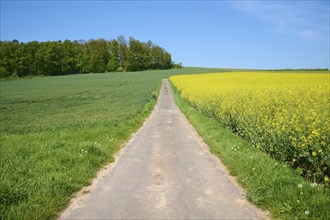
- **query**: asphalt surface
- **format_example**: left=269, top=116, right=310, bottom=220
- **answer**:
left=60, top=79, right=268, bottom=219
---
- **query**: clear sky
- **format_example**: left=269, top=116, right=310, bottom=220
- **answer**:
left=1, top=0, right=329, bottom=69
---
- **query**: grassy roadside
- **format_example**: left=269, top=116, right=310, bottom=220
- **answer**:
left=170, top=82, right=330, bottom=220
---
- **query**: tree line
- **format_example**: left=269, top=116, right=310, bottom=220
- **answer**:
left=0, top=36, right=181, bottom=78
left=268, top=68, right=329, bottom=71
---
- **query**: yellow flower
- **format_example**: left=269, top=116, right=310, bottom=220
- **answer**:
left=324, top=177, right=329, bottom=183
left=170, top=72, right=329, bottom=181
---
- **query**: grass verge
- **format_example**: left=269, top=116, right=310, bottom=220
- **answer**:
left=171, top=83, right=330, bottom=220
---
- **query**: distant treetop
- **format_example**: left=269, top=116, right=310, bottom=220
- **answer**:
left=0, top=36, right=182, bottom=78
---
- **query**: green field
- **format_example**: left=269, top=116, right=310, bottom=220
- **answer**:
left=0, top=67, right=228, bottom=219
left=3, top=68, right=327, bottom=219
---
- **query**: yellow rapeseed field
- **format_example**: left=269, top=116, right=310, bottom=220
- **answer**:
left=170, top=72, right=330, bottom=183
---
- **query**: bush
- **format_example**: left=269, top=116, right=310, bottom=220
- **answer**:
left=0, top=67, right=10, bottom=78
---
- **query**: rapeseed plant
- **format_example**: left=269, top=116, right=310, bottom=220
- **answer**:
left=170, top=72, right=330, bottom=183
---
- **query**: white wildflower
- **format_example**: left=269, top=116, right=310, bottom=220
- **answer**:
left=310, top=183, right=317, bottom=188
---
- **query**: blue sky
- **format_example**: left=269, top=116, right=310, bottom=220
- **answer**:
left=1, top=0, right=329, bottom=69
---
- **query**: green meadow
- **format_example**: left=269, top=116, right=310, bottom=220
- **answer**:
left=0, top=68, right=227, bottom=219
left=3, top=67, right=327, bottom=220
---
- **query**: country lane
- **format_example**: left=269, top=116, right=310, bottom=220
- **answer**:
left=60, top=79, right=269, bottom=219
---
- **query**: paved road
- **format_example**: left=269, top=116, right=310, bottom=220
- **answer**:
left=60, top=79, right=268, bottom=219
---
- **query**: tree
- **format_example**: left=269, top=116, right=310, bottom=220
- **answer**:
left=0, top=36, right=174, bottom=77
left=117, top=36, right=129, bottom=70
left=87, top=39, right=109, bottom=73
left=0, top=40, right=20, bottom=77
left=125, top=37, right=151, bottom=71
left=150, top=45, right=172, bottom=69
left=60, top=40, right=79, bottom=75
left=106, top=40, right=120, bottom=72
left=0, top=66, right=9, bottom=78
